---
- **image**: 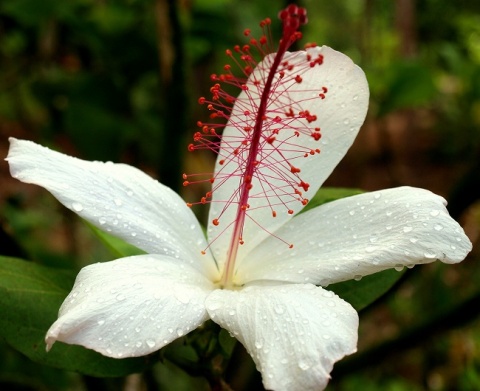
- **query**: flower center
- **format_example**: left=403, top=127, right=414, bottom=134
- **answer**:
left=184, top=5, right=328, bottom=288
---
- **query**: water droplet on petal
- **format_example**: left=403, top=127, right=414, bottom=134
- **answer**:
left=403, top=226, right=413, bottom=233
left=354, top=275, right=362, bottom=281
left=434, top=224, right=443, bottom=231
left=114, top=199, right=123, bottom=206
left=298, top=361, right=310, bottom=371
left=99, top=217, right=107, bottom=225
left=146, top=339, right=156, bottom=348
left=72, top=202, right=83, bottom=212
left=394, top=264, right=404, bottom=271
left=430, top=210, right=440, bottom=217
left=424, top=250, right=437, bottom=259
left=116, top=294, right=125, bottom=301
left=97, top=319, right=105, bottom=326
left=176, top=328, right=184, bottom=337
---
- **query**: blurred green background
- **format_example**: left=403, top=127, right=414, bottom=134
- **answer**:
left=0, top=0, right=479, bottom=390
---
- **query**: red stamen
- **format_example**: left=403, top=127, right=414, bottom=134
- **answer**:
left=184, top=4, right=329, bottom=287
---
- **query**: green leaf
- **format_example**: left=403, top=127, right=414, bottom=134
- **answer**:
left=329, top=269, right=405, bottom=311
left=0, top=257, right=152, bottom=376
left=301, top=187, right=404, bottom=311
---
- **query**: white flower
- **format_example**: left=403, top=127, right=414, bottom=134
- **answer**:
left=6, top=46, right=471, bottom=391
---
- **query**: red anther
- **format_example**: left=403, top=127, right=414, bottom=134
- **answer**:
left=242, top=44, right=250, bottom=52
left=206, top=191, right=212, bottom=198
left=294, top=189, right=302, bottom=195
left=272, top=211, right=277, bottom=217
left=244, top=110, right=250, bottom=116
left=290, top=165, right=301, bottom=173
left=244, top=126, right=252, bottom=132
left=198, top=97, right=206, bottom=104
left=233, top=45, right=241, bottom=52
left=241, top=204, right=248, bottom=211
left=210, top=74, right=217, bottom=81
left=315, top=148, right=321, bottom=153
left=294, top=131, right=300, bottom=137
left=210, top=178, right=215, bottom=183
left=194, top=132, right=202, bottom=140
left=241, top=84, right=249, bottom=91
left=210, top=128, right=216, bottom=135
left=309, top=149, right=315, bottom=155
left=260, top=36, right=267, bottom=45
left=197, top=121, right=203, bottom=127
left=186, top=203, right=192, bottom=207
left=288, top=209, right=294, bottom=215
left=247, top=184, right=253, bottom=190
left=304, top=42, right=317, bottom=49
left=182, top=173, right=188, bottom=179
left=322, top=86, right=328, bottom=93
left=244, top=28, right=251, bottom=36
left=188, top=144, right=195, bottom=152
left=244, top=65, right=253, bottom=75
left=287, top=64, right=294, bottom=71
left=273, top=116, right=282, bottom=123
left=250, top=38, right=257, bottom=45
left=287, top=4, right=298, bottom=14
left=226, top=49, right=232, bottom=56
left=299, top=181, right=310, bottom=191
left=183, top=181, right=189, bottom=186
left=245, top=175, right=252, bottom=183
left=289, top=244, right=294, bottom=249
left=315, top=127, right=321, bottom=131
left=253, top=160, right=259, bottom=166
left=210, top=113, right=218, bottom=119
left=279, top=70, right=285, bottom=78
left=319, top=93, right=326, bottom=99
left=233, top=149, right=239, bottom=155
left=201, top=197, right=207, bottom=204
left=201, top=125, right=209, bottom=133
left=302, top=199, right=308, bottom=205
left=239, top=239, right=244, bottom=245
left=242, top=139, right=249, bottom=145
left=224, top=64, right=231, bottom=71
left=266, top=136, right=276, bottom=144
left=295, top=75, right=302, bottom=83
left=213, top=218, right=220, bottom=226
left=311, top=132, right=321, bottom=141
left=285, top=107, right=294, bottom=117
left=219, top=159, right=225, bottom=165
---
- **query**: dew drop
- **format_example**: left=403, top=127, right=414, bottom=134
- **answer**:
left=298, top=361, right=310, bottom=371
left=176, top=328, right=184, bottom=337
left=353, top=94, right=359, bottom=101
left=116, top=294, right=125, bottom=301
left=135, top=327, right=141, bottom=333
left=114, top=198, right=123, bottom=206
left=430, top=210, right=440, bottom=217
left=146, top=339, right=156, bottom=348
left=354, top=275, right=363, bottom=281
left=72, top=202, right=84, bottom=212
left=97, top=319, right=105, bottom=326
left=403, top=226, right=413, bottom=233
left=99, top=217, right=107, bottom=225
left=394, top=264, right=404, bottom=271
left=424, top=250, right=437, bottom=259
left=434, top=224, right=444, bottom=231
left=274, top=304, right=286, bottom=314
left=349, top=210, right=355, bottom=216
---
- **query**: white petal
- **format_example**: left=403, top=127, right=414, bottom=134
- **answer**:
left=6, top=138, right=218, bottom=278
left=46, top=254, right=214, bottom=358
left=207, top=46, right=369, bottom=271
left=239, top=187, right=472, bottom=286
left=206, top=283, right=358, bottom=391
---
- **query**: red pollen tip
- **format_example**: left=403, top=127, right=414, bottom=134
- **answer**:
left=213, top=218, right=220, bottom=226
left=244, top=28, right=251, bottom=36
left=272, top=211, right=277, bottom=217
left=288, top=209, right=294, bottom=215
left=183, top=181, right=189, bottom=186
left=295, top=75, right=302, bottom=83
